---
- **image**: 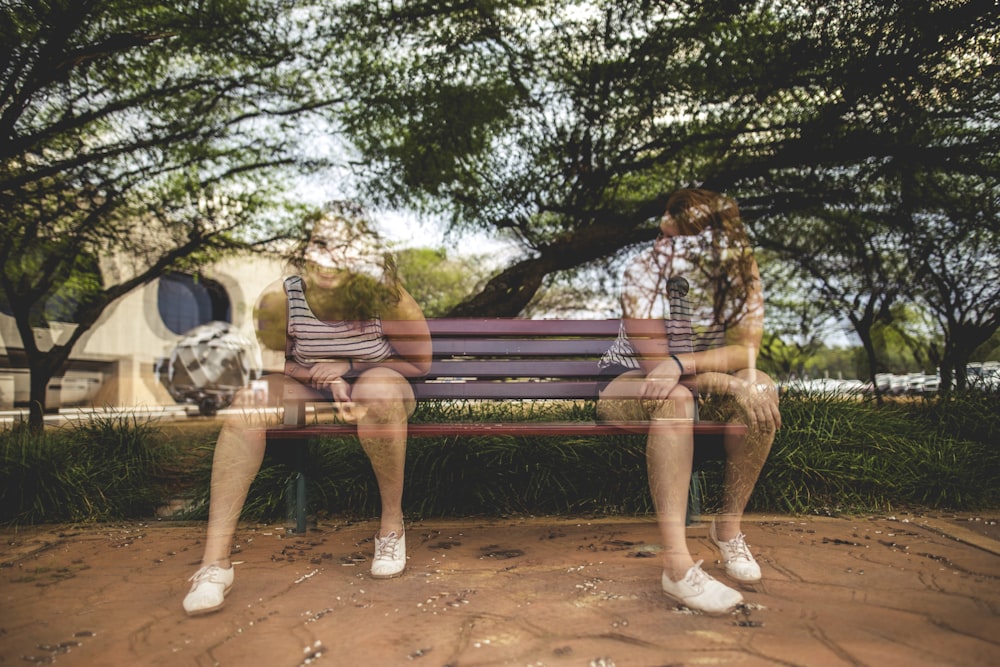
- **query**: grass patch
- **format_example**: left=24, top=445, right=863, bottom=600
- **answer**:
left=743, top=391, right=1000, bottom=514
left=0, top=413, right=182, bottom=524
left=2, top=391, right=998, bottom=524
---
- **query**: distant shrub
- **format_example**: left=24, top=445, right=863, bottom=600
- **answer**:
left=746, top=391, right=1000, bottom=514
left=0, top=414, right=176, bottom=524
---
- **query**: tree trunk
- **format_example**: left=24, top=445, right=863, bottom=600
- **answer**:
left=940, top=325, right=994, bottom=393
left=445, top=256, right=554, bottom=318
left=27, top=364, right=53, bottom=432
left=857, top=326, right=885, bottom=406
left=444, top=220, right=659, bottom=318
left=15, top=320, right=87, bottom=432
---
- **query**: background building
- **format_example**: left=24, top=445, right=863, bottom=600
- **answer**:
left=0, top=254, right=286, bottom=412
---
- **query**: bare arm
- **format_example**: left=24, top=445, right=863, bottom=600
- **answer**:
left=675, top=256, right=764, bottom=379
left=621, top=252, right=766, bottom=402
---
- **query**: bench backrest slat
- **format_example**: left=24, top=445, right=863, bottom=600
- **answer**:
left=428, top=359, right=604, bottom=378
left=424, top=318, right=666, bottom=337
left=431, top=338, right=613, bottom=356
left=414, top=380, right=604, bottom=400
left=425, top=318, right=621, bottom=336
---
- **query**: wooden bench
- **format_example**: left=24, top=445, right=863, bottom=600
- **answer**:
left=265, top=319, right=745, bottom=532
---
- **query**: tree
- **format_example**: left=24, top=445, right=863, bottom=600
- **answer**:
left=909, top=204, right=1000, bottom=390
left=324, top=0, right=748, bottom=315
left=1, top=0, right=337, bottom=429
left=764, top=200, right=912, bottom=398
left=871, top=304, right=940, bottom=375
left=756, top=254, right=837, bottom=379
left=747, top=1, right=1000, bottom=393
left=321, top=0, right=998, bottom=357
left=395, top=247, right=492, bottom=317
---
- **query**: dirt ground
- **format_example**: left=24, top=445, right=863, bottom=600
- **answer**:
left=1, top=511, right=999, bottom=667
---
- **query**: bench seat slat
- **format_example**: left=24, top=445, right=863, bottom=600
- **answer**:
left=282, top=378, right=605, bottom=400
left=412, top=381, right=601, bottom=399
left=265, top=420, right=745, bottom=438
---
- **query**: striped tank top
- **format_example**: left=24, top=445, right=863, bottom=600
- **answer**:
left=284, top=276, right=394, bottom=366
left=599, top=232, right=749, bottom=370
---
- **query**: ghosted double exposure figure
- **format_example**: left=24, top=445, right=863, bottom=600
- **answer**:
left=156, top=321, right=263, bottom=416
left=598, top=189, right=781, bottom=615
left=182, top=203, right=431, bottom=616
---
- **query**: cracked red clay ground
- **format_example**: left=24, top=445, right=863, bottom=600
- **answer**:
left=1, top=512, right=998, bottom=666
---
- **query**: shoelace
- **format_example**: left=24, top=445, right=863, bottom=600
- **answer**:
left=189, top=564, right=224, bottom=583
left=683, top=560, right=709, bottom=591
left=722, top=534, right=754, bottom=562
left=374, top=533, right=401, bottom=560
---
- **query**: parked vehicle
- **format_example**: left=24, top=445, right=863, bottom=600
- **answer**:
left=873, top=372, right=940, bottom=396
left=887, top=374, right=909, bottom=396
left=779, top=377, right=867, bottom=396
left=919, top=373, right=940, bottom=394
left=967, top=362, right=1000, bottom=390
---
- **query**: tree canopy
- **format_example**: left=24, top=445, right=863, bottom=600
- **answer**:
left=4, top=0, right=998, bottom=424
left=1, top=0, right=336, bottom=426
left=321, top=0, right=999, bottom=386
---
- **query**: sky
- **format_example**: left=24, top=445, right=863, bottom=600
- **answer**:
left=293, top=173, right=519, bottom=264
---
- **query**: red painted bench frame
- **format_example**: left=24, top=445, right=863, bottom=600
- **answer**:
left=265, top=319, right=744, bottom=532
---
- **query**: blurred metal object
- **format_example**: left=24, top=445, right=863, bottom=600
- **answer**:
left=155, top=321, right=262, bottom=416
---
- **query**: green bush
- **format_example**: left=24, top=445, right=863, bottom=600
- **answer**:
left=181, top=401, right=654, bottom=521
left=3, top=392, right=998, bottom=525
left=0, top=414, right=176, bottom=524
left=218, top=393, right=1000, bottom=521
left=750, top=390, right=1000, bottom=513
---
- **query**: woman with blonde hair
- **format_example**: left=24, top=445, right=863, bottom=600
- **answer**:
left=598, top=188, right=781, bottom=615
left=182, top=203, right=431, bottom=616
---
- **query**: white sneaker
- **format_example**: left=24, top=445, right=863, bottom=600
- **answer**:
left=661, top=560, right=743, bottom=615
left=371, top=530, right=406, bottom=578
left=183, top=564, right=234, bottom=616
left=710, top=521, right=762, bottom=583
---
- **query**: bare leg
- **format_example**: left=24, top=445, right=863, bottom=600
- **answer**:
left=598, top=372, right=697, bottom=581
left=598, top=371, right=744, bottom=614
left=351, top=367, right=415, bottom=536
left=715, top=368, right=777, bottom=541
left=200, top=418, right=266, bottom=568
left=183, top=377, right=286, bottom=615
left=198, top=373, right=285, bottom=568
left=644, top=387, right=698, bottom=581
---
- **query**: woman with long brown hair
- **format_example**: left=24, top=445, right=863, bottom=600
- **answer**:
left=598, top=188, right=781, bottom=615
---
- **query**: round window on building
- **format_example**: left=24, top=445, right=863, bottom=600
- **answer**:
left=158, top=272, right=231, bottom=335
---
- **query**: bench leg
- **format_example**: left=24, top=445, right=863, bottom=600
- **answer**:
left=686, top=470, right=702, bottom=526
left=285, top=443, right=309, bottom=534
